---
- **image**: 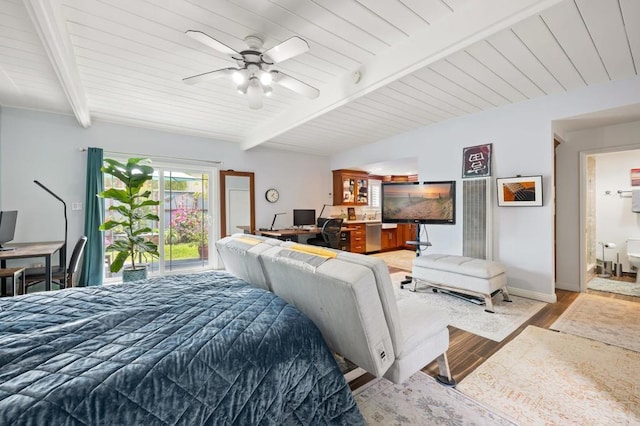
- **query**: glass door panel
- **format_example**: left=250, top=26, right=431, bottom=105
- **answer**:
left=104, top=163, right=213, bottom=282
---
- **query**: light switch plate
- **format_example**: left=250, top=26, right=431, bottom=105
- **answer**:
left=71, top=202, right=82, bottom=211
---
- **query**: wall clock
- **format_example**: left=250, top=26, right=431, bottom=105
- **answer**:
left=265, top=188, right=279, bottom=203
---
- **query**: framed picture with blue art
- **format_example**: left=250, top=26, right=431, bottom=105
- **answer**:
left=462, top=143, right=492, bottom=178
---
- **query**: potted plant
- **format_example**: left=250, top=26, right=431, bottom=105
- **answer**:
left=99, top=158, right=160, bottom=282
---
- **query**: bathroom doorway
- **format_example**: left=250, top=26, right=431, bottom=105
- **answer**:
left=584, top=149, right=640, bottom=297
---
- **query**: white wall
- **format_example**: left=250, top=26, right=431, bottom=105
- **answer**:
left=594, top=150, right=640, bottom=273
left=557, top=121, right=640, bottom=290
left=0, top=108, right=331, bottom=264
left=332, top=76, right=640, bottom=302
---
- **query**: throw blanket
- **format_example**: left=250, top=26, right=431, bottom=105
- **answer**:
left=0, top=271, right=363, bottom=425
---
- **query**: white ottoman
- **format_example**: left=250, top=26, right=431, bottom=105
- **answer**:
left=411, top=254, right=511, bottom=313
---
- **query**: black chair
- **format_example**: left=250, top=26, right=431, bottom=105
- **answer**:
left=308, top=218, right=343, bottom=249
left=24, top=236, right=88, bottom=292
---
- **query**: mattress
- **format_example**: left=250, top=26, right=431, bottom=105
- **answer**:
left=0, top=271, right=363, bottom=425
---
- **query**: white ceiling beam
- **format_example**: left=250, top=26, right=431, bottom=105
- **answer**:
left=22, top=0, right=91, bottom=127
left=241, top=0, right=564, bottom=150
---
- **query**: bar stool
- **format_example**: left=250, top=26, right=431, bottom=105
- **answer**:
left=0, top=267, right=26, bottom=296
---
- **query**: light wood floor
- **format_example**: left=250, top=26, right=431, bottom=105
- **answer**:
left=349, top=267, right=639, bottom=390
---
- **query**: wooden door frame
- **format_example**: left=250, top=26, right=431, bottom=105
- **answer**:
left=220, top=170, right=256, bottom=237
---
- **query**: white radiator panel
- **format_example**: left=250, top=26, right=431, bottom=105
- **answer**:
left=463, top=179, right=492, bottom=259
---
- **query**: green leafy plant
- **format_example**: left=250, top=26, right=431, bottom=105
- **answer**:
left=99, top=158, right=160, bottom=273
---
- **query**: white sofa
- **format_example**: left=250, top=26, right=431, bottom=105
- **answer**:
left=215, top=234, right=280, bottom=291
left=215, top=234, right=454, bottom=385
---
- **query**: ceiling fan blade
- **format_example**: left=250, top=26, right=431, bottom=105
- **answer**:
left=271, top=71, right=319, bottom=99
left=247, top=81, right=263, bottom=109
left=186, top=30, right=239, bottom=56
left=263, top=36, right=309, bottom=63
left=182, top=68, right=238, bottom=85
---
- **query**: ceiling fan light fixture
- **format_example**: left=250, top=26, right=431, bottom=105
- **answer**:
left=263, top=85, right=273, bottom=97
left=232, top=70, right=245, bottom=84
left=260, top=70, right=273, bottom=86
left=237, top=80, right=249, bottom=95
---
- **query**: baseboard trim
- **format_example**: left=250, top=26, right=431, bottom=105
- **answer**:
left=509, top=287, right=557, bottom=304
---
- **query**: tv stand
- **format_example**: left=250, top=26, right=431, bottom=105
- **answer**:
left=399, top=226, right=431, bottom=289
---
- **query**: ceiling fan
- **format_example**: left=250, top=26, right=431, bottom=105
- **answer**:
left=183, top=30, right=320, bottom=109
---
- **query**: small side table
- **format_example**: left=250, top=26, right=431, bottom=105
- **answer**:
left=0, top=267, right=26, bottom=296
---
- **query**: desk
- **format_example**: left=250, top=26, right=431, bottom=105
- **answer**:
left=257, top=228, right=357, bottom=251
left=0, top=241, right=65, bottom=292
left=257, top=228, right=323, bottom=238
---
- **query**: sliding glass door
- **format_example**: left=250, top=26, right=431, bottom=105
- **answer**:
left=103, top=162, right=215, bottom=281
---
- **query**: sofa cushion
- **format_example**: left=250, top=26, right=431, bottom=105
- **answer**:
left=414, top=254, right=506, bottom=279
left=215, top=234, right=281, bottom=291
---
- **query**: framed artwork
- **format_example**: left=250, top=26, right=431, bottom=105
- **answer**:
left=631, top=168, right=640, bottom=186
left=347, top=207, right=356, bottom=220
left=496, top=175, right=543, bottom=207
left=462, top=143, right=492, bottom=178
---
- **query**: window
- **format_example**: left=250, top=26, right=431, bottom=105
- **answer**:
left=103, top=160, right=216, bottom=281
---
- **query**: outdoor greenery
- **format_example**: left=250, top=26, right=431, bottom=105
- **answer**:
left=170, top=204, right=208, bottom=247
left=99, top=158, right=160, bottom=273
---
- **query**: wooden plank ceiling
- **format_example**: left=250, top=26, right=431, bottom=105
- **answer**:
left=0, top=0, right=637, bottom=156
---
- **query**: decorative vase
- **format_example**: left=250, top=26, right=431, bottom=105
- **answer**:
left=122, top=267, right=148, bottom=282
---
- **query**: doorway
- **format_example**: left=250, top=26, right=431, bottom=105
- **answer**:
left=583, top=149, right=640, bottom=295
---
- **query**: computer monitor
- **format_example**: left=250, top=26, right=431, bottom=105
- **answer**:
left=0, top=210, right=17, bottom=251
left=293, top=209, right=316, bottom=227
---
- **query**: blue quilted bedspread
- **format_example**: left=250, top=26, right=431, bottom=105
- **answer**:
left=0, top=271, right=364, bottom=425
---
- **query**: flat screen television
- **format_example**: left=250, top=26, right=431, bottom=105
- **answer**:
left=382, top=181, right=455, bottom=224
left=293, top=209, right=316, bottom=226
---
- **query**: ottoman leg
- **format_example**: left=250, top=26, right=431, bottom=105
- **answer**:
left=501, top=286, right=512, bottom=302
left=484, top=294, right=495, bottom=313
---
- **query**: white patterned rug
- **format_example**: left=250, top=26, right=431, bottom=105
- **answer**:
left=353, top=372, right=515, bottom=425
left=551, top=293, right=640, bottom=353
left=390, top=272, right=546, bottom=342
left=371, top=250, right=415, bottom=271
left=457, top=326, right=640, bottom=425
left=587, top=276, right=640, bottom=297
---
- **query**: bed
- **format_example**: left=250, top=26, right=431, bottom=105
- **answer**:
left=0, top=271, right=364, bottom=425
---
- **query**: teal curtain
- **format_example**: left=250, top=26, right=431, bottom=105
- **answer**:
left=79, top=147, right=104, bottom=286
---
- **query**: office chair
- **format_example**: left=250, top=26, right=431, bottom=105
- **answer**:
left=308, top=218, right=343, bottom=249
left=23, top=236, right=88, bottom=292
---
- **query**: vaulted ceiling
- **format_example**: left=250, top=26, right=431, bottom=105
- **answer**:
left=1, top=0, right=638, bottom=156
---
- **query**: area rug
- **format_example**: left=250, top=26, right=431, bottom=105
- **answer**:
left=371, top=250, right=415, bottom=271
left=587, top=276, right=640, bottom=297
left=551, top=293, right=640, bottom=353
left=457, top=326, right=640, bottom=425
left=353, top=372, right=515, bottom=425
left=390, top=272, right=546, bottom=342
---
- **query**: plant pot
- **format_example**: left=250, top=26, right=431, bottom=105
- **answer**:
left=123, top=267, right=148, bottom=283
left=198, top=245, right=208, bottom=260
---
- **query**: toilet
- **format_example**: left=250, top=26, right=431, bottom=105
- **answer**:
left=627, top=238, right=640, bottom=282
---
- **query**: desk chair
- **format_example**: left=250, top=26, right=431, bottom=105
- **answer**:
left=308, top=218, right=343, bottom=249
left=24, top=236, right=87, bottom=292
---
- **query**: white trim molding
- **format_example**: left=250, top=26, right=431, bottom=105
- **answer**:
left=23, top=0, right=91, bottom=128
